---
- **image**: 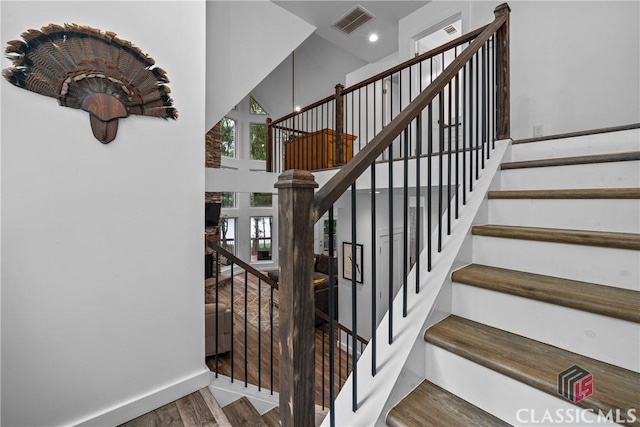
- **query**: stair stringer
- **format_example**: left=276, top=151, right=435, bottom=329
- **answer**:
left=322, top=139, right=511, bottom=427
left=208, top=373, right=279, bottom=416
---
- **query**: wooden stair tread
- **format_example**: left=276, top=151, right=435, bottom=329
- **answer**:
left=174, top=390, right=219, bottom=427
left=261, top=407, right=279, bottom=427
left=452, top=264, right=640, bottom=323
left=199, top=388, right=232, bottom=426
left=488, top=188, right=640, bottom=199
left=424, top=316, right=640, bottom=426
left=501, top=151, right=640, bottom=170
left=386, top=380, right=511, bottom=427
left=222, top=397, right=267, bottom=426
left=472, top=224, right=640, bottom=250
left=512, top=123, right=640, bottom=144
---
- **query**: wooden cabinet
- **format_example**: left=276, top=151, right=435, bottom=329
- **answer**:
left=284, top=128, right=357, bottom=171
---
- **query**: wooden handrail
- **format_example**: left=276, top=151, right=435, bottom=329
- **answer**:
left=342, top=24, right=489, bottom=95
left=269, top=24, right=489, bottom=127
left=314, top=309, right=369, bottom=346
left=207, top=239, right=278, bottom=289
left=312, top=12, right=508, bottom=221
left=270, top=94, right=335, bottom=126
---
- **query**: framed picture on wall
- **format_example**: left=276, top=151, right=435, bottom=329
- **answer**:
left=342, top=242, right=363, bottom=284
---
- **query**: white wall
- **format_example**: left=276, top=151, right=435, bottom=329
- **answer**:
left=253, top=33, right=368, bottom=119
left=1, top=2, right=208, bottom=425
left=397, top=1, right=640, bottom=139
left=206, top=1, right=316, bottom=130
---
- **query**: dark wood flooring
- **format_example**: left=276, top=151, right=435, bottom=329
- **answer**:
left=119, top=388, right=222, bottom=427
left=205, top=272, right=355, bottom=408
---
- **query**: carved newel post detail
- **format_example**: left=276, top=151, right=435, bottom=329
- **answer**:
left=495, top=3, right=511, bottom=140
left=275, top=170, right=318, bottom=427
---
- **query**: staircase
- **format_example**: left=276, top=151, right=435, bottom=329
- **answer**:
left=119, top=387, right=283, bottom=426
left=387, top=126, right=640, bottom=426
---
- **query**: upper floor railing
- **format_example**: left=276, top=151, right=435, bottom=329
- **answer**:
left=266, top=10, right=509, bottom=175
left=275, top=4, right=511, bottom=426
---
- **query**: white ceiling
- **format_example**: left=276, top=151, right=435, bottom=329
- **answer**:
left=273, top=1, right=430, bottom=63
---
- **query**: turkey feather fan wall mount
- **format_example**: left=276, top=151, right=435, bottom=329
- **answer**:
left=3, top=24, right=177, bottom=144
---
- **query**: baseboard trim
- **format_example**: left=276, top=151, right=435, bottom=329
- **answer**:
left=72, top=368, right=211, bottom=426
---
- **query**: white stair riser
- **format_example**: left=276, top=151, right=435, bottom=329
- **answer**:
left=472, top=236, right=640, bottom=290
left=488, top=199, right=640, bottom=233
left=451, top=283, right=640, bottom=372
left=424, top=344, right=619, bottom=426
left=510, top=129, right=640, bottom=162
left=500, top=161, right=640, bottom=190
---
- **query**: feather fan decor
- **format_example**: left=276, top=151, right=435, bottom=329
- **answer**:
left=3, top=24, right=177, bottom=143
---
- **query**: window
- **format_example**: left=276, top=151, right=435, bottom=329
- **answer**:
left=250, top=123, right=267, bottom=160
left=220, top=117, right=236, bottom=158
left=219, top=216, right=236, bottom=257
left=221, top=192, right=236, bottom=208
left=250, top=192, right=272, bottom=208
left=323, top=219, right=337, bottom=254
left=250, top=96, right=267, bottom=115
left=250, top=216, right=272, bottom=261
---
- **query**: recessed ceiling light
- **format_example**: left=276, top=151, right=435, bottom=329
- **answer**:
left=369, top=33, right=379, bottom=43
left=294, top=106, right=301, bottom=112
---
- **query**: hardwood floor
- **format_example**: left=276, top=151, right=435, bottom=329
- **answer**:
left=120, top=388, right=221, bottom=427
left=205, top=272, right=356, bottom=408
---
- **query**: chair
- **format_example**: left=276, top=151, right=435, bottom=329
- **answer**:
left=205, top=302, right=232, bottom=356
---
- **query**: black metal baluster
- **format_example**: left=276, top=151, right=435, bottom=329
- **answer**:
left=427, top=102, right=433, bottom=271
left=388, top=144, right=394, bottom=344
left=469, top=55, right=474, bottom=193
left=438, top=91, right=444, bottom=253
left=484, top=41, right=490, bottom=161
left=328, top=207, right=336, bottom=426
left=455, top=56, right=460, bottom=220
left=322, top=322, right=326, bottom=409
left=244, top=270, right=248, bottom=386
left=482, top=43, right=487, bottom=166
left=462, top=61, right=467, bottom=206
left=403, top=127, right=409, bottom=317
left=350, top=183, right=358, bottom=412
left=215, top=251, right=220, bottom=377
left=415, top=114, right=422, bottom=293
left=230, top=263, right=234, bottom=381
left=475, top=51, right=480, bottom=180
left=270, top=286, right=274, bottom=394
left=370, top=163, right=377, bottom=376
left=409, top=65, right=413, bottom=154
left=447, top=81, right=452, bottom=236
left=492, top=35, right=496, bottom=149
left=258, top=277, right=262, bottom=391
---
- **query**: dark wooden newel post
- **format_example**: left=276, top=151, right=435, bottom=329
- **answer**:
left=335, top=84, right=345, bottom=166
left=275, top=169, right=318, bottom=427
left=495, top=3, right=511, bottom=140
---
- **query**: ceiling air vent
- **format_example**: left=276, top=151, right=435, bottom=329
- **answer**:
left=332, top=5, right=375, bottom=35
left=443, top=24, right=458, bottom=35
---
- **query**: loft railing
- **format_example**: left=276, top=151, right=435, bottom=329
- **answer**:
left=206, top=240, right=368, bottom=409
left=275, top=4, right=510, bottom=426
left=266, top=13, right=507, bottom=175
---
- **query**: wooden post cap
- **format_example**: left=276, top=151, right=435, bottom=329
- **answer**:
left=495, top=3, right=511, bottom=15
left=275, top=169, right=319, bottom=189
